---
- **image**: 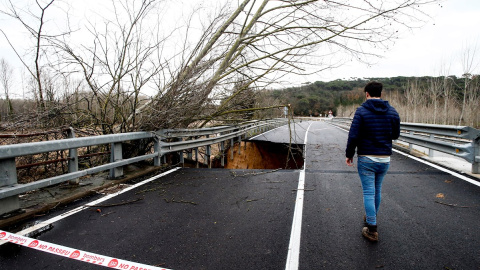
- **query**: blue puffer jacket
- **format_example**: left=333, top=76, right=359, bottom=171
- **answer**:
left=345, top=99, right=400, bottom=158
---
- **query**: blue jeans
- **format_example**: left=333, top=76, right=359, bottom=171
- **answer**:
left=357, top=156, right=390, bottom=226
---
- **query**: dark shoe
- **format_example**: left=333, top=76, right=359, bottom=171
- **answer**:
left=362, top=225, right=378, bottom=242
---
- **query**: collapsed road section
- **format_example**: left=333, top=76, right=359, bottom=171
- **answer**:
left=223, top=141, right=304, bottom=170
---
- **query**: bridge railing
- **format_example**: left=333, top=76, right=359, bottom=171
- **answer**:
left=328, top=117, right=480, bottom=174
left=0, top=119, right=288, bottom=215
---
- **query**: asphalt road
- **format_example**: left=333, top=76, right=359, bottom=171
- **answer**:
left=1, top=120, right=479, bottom=270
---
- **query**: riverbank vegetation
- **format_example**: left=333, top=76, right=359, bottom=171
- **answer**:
left=272, top=75, right=479, bottom=128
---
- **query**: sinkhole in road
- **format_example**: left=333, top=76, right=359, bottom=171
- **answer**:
left=220, top=141, right=304, bottom=170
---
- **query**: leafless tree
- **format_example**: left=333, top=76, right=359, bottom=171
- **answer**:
left=405, top=79, right=426, bottom=122
left=457, top=43, right=479, bottom=126
left=465, top=76, right=480, bottom=127
left=0, top=58, right=14, bottom=120
left=426, top=77, right=443, bottom=124
left=1, top=0, right=441, bottom=132
left=51, top=0, right=169, bottom=133
left=0, top=0, right=72, bottom=111
left=131, top=0, right=440, bottom=129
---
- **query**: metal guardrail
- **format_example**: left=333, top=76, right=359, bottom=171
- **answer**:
left=0, top=119, right=288, bottom=215
left=328, top=117, right=480, bottom=174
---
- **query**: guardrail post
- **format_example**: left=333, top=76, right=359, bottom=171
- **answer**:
left=154, top=138, right=161, bottom=166
left=238, top=137, right=242, bottom=155
left=230, top=138, right=234, bottom=160
left=187, top=138, right=193, bottom=160
left=206, top=144, right=211, bottom=168
left=154, top=130, right=163, bottom=167
left=221, top=141, right=225, bottom=167
left=244, top=132, right=247, bottom=151
left=0, top=158, right=20, bottom=215
left=473, top=138, right=479, bottom=174
left=179, top=151, right=184, bottom=166
left=179, top=138, right=184, bottom=166
left=428, top=134, right=434, bottom=158
left=194, top=147, right=199, bottom=168
left=408, top=131, right=413, bottom=152
left=109, top=142, right=123, bottom=179
left=67, top=128, right=79, bottom=185
left=205, top=135, right=211, bottom=168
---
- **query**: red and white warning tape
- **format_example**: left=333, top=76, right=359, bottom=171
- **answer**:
left=0, top=229, right=170, bottom=270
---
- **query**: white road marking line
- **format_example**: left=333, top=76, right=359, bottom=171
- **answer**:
left=329, top=122, right=480, bottom=187
left=393, top=149, right=480, bottom=187
left=0, top=167, right=181, bottom=246
left=285, top=122, right=313, bottom=270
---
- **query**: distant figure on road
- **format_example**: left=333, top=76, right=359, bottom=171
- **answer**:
left=328, top=110, right=333, bottom=118
left=345, top=81, right=400, bottom=242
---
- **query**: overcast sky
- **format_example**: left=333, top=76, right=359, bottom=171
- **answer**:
left=0, top=0, right=479, bottom=95
left=313, top=0, right=480, bottom=83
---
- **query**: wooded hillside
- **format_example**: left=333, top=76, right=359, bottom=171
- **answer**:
left=270, top=76, right=480, bottom=128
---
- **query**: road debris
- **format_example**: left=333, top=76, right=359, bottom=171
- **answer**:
left=434, top=201, right=475, bottom=208
left=88, top=198, right=143, bottom=208
left=231, top=169, right=280, bottom=178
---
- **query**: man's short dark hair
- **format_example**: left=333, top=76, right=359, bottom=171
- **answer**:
left=364, top=81, right=383, bottom=97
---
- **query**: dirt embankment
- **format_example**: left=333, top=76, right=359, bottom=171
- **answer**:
left=224, top=141, right=303, bottom=170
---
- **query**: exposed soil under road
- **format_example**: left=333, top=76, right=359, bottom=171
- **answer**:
left=222, top=141, right=304, bottom=170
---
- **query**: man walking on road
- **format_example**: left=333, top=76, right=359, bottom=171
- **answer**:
left=345, top=81, right=400, bottom=242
